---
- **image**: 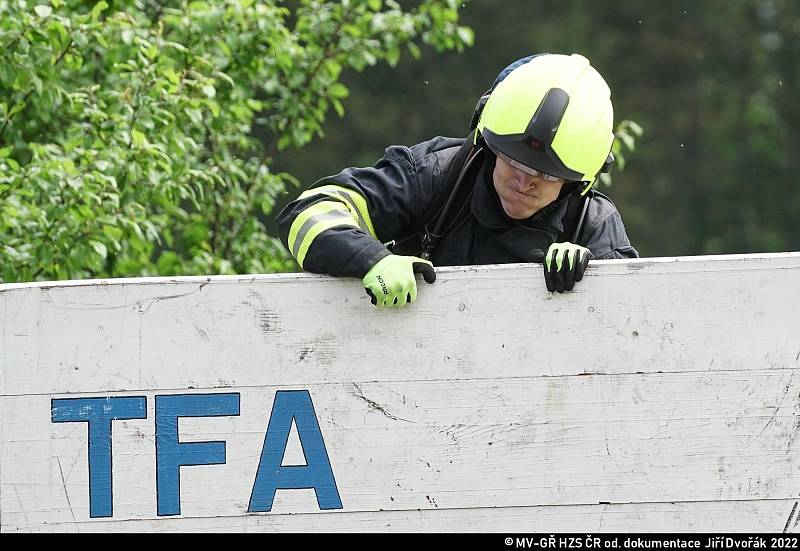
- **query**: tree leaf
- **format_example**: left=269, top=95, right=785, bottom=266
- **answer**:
left=202, top=84, right=216, bottom=98
left=619, top=133, right=635, bottom=152
left=185, top=107, right=203, bottom=125
left=329, top=82, right=349, bottom=98
left=34, top=5, right=53, bottom=18
left=332, top=98, right=345, bottom=118
left=90, top=241, right=108, bottom=259
left=626, top=120, right=644, bottom=136
left=102, top=225, right=124, bottom=242
left=131, top=128, right=146, bottom=148
left=91, top=1, right=108, bottom=21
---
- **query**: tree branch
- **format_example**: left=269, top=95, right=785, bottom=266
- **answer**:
left=0, top=38, right=74, bottom=143
left=53, top=38, right=74, bottom=66
left=263, top=10, right=353, bottom=160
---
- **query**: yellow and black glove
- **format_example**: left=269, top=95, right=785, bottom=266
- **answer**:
left=530, top=242, right=593, bottom=293
left=362, top=255, right=436, bottom=308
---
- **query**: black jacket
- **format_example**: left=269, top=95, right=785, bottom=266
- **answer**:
left=277, top=136, right=638, bottom=278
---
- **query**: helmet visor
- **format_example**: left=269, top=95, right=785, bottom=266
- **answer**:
left=486, top=142, right=566, bottom=183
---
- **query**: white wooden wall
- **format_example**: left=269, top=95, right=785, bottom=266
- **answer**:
left=1, top=253, right=799, bottom=532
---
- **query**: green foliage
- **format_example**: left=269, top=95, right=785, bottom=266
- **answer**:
left=598, top=120, right=644, bottom=187
left=0, top=0, right=472, bottom=282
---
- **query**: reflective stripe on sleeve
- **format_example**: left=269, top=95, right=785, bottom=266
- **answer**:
left=299, top=184, right=377, bottom=238
left=287, top=201, right=360, bottom=268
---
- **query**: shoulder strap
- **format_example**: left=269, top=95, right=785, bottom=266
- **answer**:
left=557, top=190, right=593, bottom=244
left=419, top=141, right=483, bottom=259
left=389, top=133, right=478, bottom=258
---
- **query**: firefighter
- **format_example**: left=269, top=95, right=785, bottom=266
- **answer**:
left=277, top=53, right=638, bottom=307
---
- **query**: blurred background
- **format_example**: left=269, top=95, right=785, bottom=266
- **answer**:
left=1, top=0, right=798, bottom=283
left=274, top=0, right=800, bottom=258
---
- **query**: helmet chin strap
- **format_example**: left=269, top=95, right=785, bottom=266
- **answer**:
left=470, top=92, right=491, bottom=132
left=581, top=150, right=615, bottom=195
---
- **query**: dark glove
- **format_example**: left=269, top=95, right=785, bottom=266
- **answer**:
left=529, top=242, right=593, bottom=293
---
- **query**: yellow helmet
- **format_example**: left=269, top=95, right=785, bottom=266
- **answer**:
left=476, top=53, right=614, bottom=183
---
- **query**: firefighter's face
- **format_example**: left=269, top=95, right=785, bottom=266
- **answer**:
left=492, top=156, right=564, bottom=219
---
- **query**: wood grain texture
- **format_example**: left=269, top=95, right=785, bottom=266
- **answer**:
left=1, top=253, right=799, bottom=531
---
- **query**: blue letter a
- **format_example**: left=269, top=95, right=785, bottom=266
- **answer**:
left=248, top=390, right=341, bottom=512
